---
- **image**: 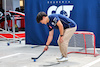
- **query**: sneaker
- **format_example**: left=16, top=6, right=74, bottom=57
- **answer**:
left=57, top=57, right=68, bottom=62
left=56, top=55, right=63, bottom=60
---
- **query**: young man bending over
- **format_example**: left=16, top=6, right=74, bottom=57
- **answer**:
left=36, top=12, right=77, bottom=62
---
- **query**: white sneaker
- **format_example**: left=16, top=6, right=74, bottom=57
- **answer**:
left=57, top=57, right=68, bottom=62
left=56, top=56, right=63, bottom=60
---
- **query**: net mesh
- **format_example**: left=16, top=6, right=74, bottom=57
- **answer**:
left=69, top=34, right=94, bottom=48
left=68, top=31, right=99, bottom=56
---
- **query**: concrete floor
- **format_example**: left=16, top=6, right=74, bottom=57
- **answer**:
left=0, top=40, right=100, bottom=67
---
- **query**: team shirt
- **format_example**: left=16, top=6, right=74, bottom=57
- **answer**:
left=47, top=14, right=76, bottom=31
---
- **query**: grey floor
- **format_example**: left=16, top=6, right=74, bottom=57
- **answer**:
left=0, top=40, right=100, bottom=67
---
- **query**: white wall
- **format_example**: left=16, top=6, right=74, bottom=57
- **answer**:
left=13, top=0, right=20, bottom=11
left=2, top=0, right=20, bottom=11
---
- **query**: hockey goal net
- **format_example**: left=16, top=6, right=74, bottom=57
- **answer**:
left=68, top=31, right=99, bottom=57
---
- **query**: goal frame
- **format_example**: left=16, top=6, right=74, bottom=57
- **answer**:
left=67, top=31, right=99, bottom=57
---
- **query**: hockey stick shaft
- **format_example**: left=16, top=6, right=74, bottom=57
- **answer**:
left=37, top=51, right=45, bottom=59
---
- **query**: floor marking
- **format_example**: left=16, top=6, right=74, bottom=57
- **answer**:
left=0, top=53, right=21, bottom=60
left=82, top=58, right=100, bottom=67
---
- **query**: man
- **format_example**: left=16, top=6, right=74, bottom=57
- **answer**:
left=36, top=12, right=77, bottom=62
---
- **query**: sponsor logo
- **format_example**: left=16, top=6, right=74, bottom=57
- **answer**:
left=47, top=1, right=74, bottom=18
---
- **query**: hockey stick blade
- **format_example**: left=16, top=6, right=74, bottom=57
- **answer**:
left=31, top=51, right=45, bottom=59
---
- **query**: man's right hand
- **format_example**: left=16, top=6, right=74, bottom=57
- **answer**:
left=43, top=45, right=48, bottom=51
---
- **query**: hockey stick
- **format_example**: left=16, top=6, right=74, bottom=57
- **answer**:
left=31, top=51, right=45, bottom=62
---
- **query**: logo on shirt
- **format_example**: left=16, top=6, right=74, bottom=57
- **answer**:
left=52, top=22, right=56, bottom=26
left=52, top=17, right=57, bottom=26
left=49, top=25, right=52, bottom=29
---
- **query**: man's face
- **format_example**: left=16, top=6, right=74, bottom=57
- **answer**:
left=40, top=16, right=47, bottom=24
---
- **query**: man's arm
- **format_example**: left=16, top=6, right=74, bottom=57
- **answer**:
left=44, top=29, right=54, bottom=51
left=46, top=29, right=54, bottom=46
left=56, top=20, right=64, bottom=36
left=56, top=20, right=64, bottom=43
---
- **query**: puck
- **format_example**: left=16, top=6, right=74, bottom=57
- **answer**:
left=34, top=59, right=36, bottom=62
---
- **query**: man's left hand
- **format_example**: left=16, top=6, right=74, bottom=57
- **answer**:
left=60, top=36, right=63, bottom=43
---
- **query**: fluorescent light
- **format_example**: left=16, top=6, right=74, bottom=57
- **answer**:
left=20, top=0, right=23, bottom=6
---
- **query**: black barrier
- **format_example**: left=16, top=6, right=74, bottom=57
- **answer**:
left=0, top=8, right=11, bottom=23
left=0, top=8, right=4, bottom=23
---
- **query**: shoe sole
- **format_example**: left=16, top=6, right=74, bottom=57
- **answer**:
left=56, top=57, right=63, bottom=60
left=56, top=58, right=61, bottom=60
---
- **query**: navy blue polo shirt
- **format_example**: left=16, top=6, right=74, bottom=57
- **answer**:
left=47, top=14, right=76, bottom=31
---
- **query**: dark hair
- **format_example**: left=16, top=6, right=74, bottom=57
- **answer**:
left=36, top=12, right=47, bottom=23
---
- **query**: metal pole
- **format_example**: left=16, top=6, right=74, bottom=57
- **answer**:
left=4, top=0, right=7, bottom=31
left=12, top=15, right=15, bottom=42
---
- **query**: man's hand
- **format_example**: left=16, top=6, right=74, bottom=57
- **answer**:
left=43, top=45, right=48, bottom=51
left=59, top=36, right=63, bottom=43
